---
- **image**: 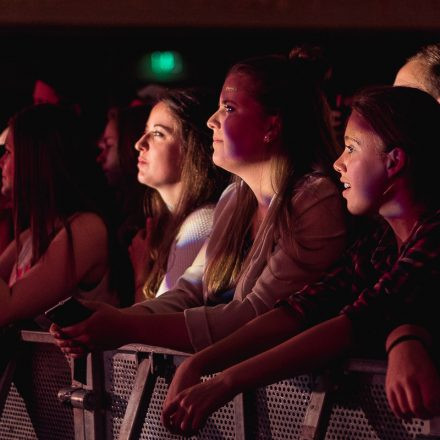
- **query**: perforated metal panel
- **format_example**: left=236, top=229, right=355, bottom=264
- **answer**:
left=104, top=350, right=138, bottom=439
left=0, top=343, right=74, bottom=440
left=136, top=373, right=236, bottom=440
left=0, top=383, right=37, bottom=439
left=324, top=373, right=429, bottom=440
left=247, top=375, right=312, bottom=440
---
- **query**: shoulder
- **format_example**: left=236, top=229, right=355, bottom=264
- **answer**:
left=216, top=181, right=241, bottom=209
left=178, top=205, right=215, bottom=238
left=295, top=173, right=340, bottom=200
left=69, top=212, right=107, bottom=231
left=290, top=173, right=343, bottom=214
left=64, top=212, right=108, bottom=244
left=218, top=182, right=239, bottom=203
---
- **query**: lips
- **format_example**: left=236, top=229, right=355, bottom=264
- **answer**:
left=138, top=157, right=148, bottom=166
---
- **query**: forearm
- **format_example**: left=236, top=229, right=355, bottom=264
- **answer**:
left=386, top=324, right=432, bottom=353
left=220, top=315, right=353, bottom=395
left=122, top=311, right=193, bottom=352
left=188, top=307, right=303, bottom=375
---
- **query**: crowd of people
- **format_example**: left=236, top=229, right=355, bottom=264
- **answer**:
left=1, top=42, right=439, bottom=435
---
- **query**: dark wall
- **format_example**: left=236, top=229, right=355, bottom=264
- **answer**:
left=1, top=26, right=440, bottom=130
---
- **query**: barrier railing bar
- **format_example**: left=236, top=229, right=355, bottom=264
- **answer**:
left=117, top=355, right=153, bottom=440
left=83, top=352, right=105, bottom=440
left=300, top=374, right=330, bottom=440
left=232, top=393, right=246, bottom=440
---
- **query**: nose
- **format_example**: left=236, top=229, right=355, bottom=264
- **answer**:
left=96, top=148, right=106, bottom=165
left=135, top=134, right=148, bottom=152
left=333, top=151, right=346, bottom=174
left=96, top=140, right=107, bottom=164
left=207, top=109, right=220, bottom=130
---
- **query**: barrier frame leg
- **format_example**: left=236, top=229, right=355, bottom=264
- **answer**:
left=117, top=355, right=153, bottom=440
left=300, top=374, right=331, bottom=440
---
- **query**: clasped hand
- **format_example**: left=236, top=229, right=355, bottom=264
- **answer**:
left=162, top=358, right=235, bottom=436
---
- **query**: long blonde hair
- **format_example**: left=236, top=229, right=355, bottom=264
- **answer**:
left=204, top=50, right=340, bottom=297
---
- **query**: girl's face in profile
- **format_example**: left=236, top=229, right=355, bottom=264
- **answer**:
left=207, top=72, right=274, bottom=174
left=135, top=101, right=183, bottom=192
left=97, top=117, right=120, bottom=186
left=334, top=111, right=389, bottom=216
left=0, top=128, right=14, bottom=198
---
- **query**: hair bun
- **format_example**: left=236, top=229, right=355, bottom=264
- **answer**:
left=288, top=44, right=331, bottom=84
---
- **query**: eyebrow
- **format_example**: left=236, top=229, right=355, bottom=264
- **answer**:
left=344, top=135, right=361, bottom=145
left=147, top=123, right=174, bottom=133
left=220, top=99, right=237, bottom=106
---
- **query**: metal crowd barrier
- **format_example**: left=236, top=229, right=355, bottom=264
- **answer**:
left=0, top=330, right=439, bottom=439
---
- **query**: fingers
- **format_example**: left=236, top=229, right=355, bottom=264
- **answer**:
left=405, top=380, right=430, bottom=420
left=162, top=394, right=203, bottom=436
left=420, top=382, right=440, bottom=419
left=60, top=345, right=87, bottom=358
left=49, top=323, right=65, bottom=340
left=161, top=398, right=180, bottom=428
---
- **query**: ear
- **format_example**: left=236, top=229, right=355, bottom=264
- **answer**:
left=385, top=147, right=407, bottom=178
left=264, top=115, right=282, bottom=143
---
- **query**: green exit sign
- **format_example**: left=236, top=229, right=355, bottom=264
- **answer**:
left=137, top=51, right=185, bottom=82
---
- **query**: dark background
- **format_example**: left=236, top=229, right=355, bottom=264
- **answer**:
left=1, top=26, right=440, bottom=131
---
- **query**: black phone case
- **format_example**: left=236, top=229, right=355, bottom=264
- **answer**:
left=44, top=296, right=94, bottom=327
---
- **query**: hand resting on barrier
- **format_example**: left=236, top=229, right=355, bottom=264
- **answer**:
left=162, top=371, right=234, bottom=436
left=386, top=327, right=440, bottom=420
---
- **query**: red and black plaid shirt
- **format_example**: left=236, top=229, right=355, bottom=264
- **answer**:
left=282, top=209, right=440, bottom=346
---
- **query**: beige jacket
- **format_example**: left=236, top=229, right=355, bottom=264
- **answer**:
left=136, top=174, right=347, bottom=351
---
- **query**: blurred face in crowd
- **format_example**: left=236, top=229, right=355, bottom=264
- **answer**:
left=0, top=127, right=14, bottom=198
left=97, top=117, right=121, bottom=186
left=333, top=111, right=389, bottom=216
left=33, top=80, right=60, bottom=105
left=207, top=72, right=274, bottom=174
left=134, top=102, right=183, bottom=206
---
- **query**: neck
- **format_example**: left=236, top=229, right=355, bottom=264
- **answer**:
left=380, top=190, right=426, bottom=249
left=236, top=160, right=275, bottom=208
left=156, top=182, right=183, bottom=213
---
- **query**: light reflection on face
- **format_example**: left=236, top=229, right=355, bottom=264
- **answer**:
left=97, top=118, right=121, bottom=186
left=207, top=72, right=272, bottom=173
left=0, top=128, right=14, bottom=198
left=134, top=102, right=183, bottom=191
left=333, top=111, right=389, bottom=215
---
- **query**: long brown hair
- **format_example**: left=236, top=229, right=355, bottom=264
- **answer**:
left=204, top=49, right=341, bottom=296
left=10, top=104, right=109, bottom=275
left=141, top=88, right=229, bottom=299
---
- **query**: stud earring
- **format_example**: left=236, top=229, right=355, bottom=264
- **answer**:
left=264, top=134, right=271, bottom=143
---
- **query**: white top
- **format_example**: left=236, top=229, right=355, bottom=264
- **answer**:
left=155, top=206, right=215, bottom=296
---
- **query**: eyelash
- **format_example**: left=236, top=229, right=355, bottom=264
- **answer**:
left=345, top=145, right=354, bottom=153
left=147, top=130, right=164, bottom=139
left=224, top=104, right=234, bottom=113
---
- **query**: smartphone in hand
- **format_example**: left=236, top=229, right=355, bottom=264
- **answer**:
left=44, top=296, right=94, bottom=327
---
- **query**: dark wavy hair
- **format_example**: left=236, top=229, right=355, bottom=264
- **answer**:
left=141, top=88, right=229, bottom=299
left=351, top=85, right=440, bottom=208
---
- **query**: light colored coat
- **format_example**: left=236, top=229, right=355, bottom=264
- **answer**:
left=136, top=175, right=347, bottom=351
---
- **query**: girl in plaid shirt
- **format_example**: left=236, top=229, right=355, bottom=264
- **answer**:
left=162, top=86, right=440, bottom=435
